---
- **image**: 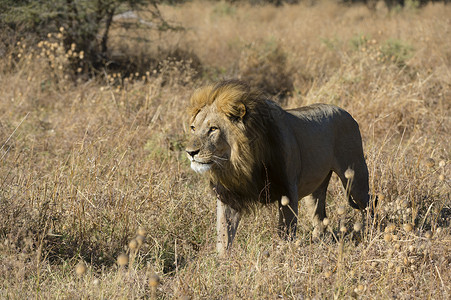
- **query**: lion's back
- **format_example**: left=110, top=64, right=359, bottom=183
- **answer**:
left=288, top=103, right=352, bottom=124
left=287, top=103, right=361, bottom=140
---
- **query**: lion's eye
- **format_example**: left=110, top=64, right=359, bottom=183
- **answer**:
left=190, top=125, right=195, bottom=132
left=209, top=126, right=218, bottom=133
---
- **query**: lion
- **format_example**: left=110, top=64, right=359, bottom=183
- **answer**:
left=186, top=80, right=371, bottom=256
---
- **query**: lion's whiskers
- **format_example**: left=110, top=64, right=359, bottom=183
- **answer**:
left=212, top=155, right=227, bottom=161
left=212, top=156, right=227, bottom=167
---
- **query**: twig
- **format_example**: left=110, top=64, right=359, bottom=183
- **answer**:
left=1, top=112, right=29, bottom=160
left=420, top=202, right=434, bottom=231
left=435, top=265, right=448, bottom=296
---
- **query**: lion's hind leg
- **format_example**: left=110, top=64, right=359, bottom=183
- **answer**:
left=305, top=171, right=332, bottom=239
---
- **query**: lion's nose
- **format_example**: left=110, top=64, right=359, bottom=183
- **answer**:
left=186, top=149, right=200, bottom=158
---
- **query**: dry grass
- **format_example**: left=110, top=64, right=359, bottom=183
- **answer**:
left=0, top=1, right=450, bottom=298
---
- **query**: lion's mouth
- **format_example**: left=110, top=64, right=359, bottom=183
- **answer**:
left=190, top=160, right=212, bottom=173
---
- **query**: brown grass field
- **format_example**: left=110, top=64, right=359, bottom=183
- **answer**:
left=0, top=0, right=450, bottom=298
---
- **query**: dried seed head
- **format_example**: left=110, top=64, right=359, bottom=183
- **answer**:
left=385, top=223, right=396, bottom=233
left=425, top=158, right=435, bottom=168
left=281, top=196, right=290, bottom=206
left=75, top=262, right=87, bottom=276
left=353, top=222, right=363, bottom=232
left=344, top=168, right=355, bottom=179
left=340, top=226, right=347, bottom=233
left=117, top=253, right=129, bottom=267
left=337, top=206, right=346, bottom=215
left=403, top=223, right=413, bottom=232
left=322, top=218, right=330, bottom=227
left=148, top=273, right=160, bottom=287
left=324, top=271, right=333, bottom=278
left=262, top=250, right=270, bottom=258
left=384, top=233, right=393, bottom=242
left=439, top=160, right=446, bottom=168
left=129, top=239, right=138, bottom=251
left=438, top=174, right=445, bottom=181
left=136, top=235, right=145, bottom=247
left=137, top=227, right=147, bottom=237
left=93, top=278, right=100, bottom=286
left=424, top=230, right=433, bottom=239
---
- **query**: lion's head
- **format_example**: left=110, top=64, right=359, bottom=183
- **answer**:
left=186, top=80, right=278, bottom=210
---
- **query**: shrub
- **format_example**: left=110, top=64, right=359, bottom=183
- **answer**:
left=350, top=34, right=370, bottom=51
left=348, top=34, right=414, bottom=68
left=0, top=0, right=180, bottom=75
left=239, top=42, right=294, bottom=103
left=379, top=39, right=414, bottom=67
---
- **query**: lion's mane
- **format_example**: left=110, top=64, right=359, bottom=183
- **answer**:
left=188, top=80, right=282, bottom=212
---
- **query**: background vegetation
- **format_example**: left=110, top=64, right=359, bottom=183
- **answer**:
left=0, top=0, right=449, bottom=298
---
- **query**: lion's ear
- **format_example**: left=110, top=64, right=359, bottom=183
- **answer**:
left=227, top=102, right=246, bottom=122
left=222, top=102, right=247, bottom=122
left=237, top=103, right=246, bottom=119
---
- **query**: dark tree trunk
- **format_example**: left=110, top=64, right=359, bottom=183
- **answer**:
left=101, top=7, right=115, bottom=55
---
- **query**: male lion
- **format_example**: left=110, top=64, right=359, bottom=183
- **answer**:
left=186, top=80, right=370, bottom=256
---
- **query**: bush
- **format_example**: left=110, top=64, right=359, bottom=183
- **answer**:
left=380, top=39, right=414, bottom=67
left=348, top=34, right=414, bottom=68
left=0, top=0, right=180, bottom=75
left=239, top=42, right=294, bottom=103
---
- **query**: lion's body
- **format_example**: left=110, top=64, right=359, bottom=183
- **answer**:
left=284, top=104, right=369, bottom=202
left=186, top=80, right=370, bottom=255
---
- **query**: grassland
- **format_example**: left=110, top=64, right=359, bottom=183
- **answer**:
left=0, top=1, right=449, bottom=298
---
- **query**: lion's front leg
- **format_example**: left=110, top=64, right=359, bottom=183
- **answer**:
left=216, top=199, right=241, bottom=257
left=278, top=195, right=298, bottom=240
